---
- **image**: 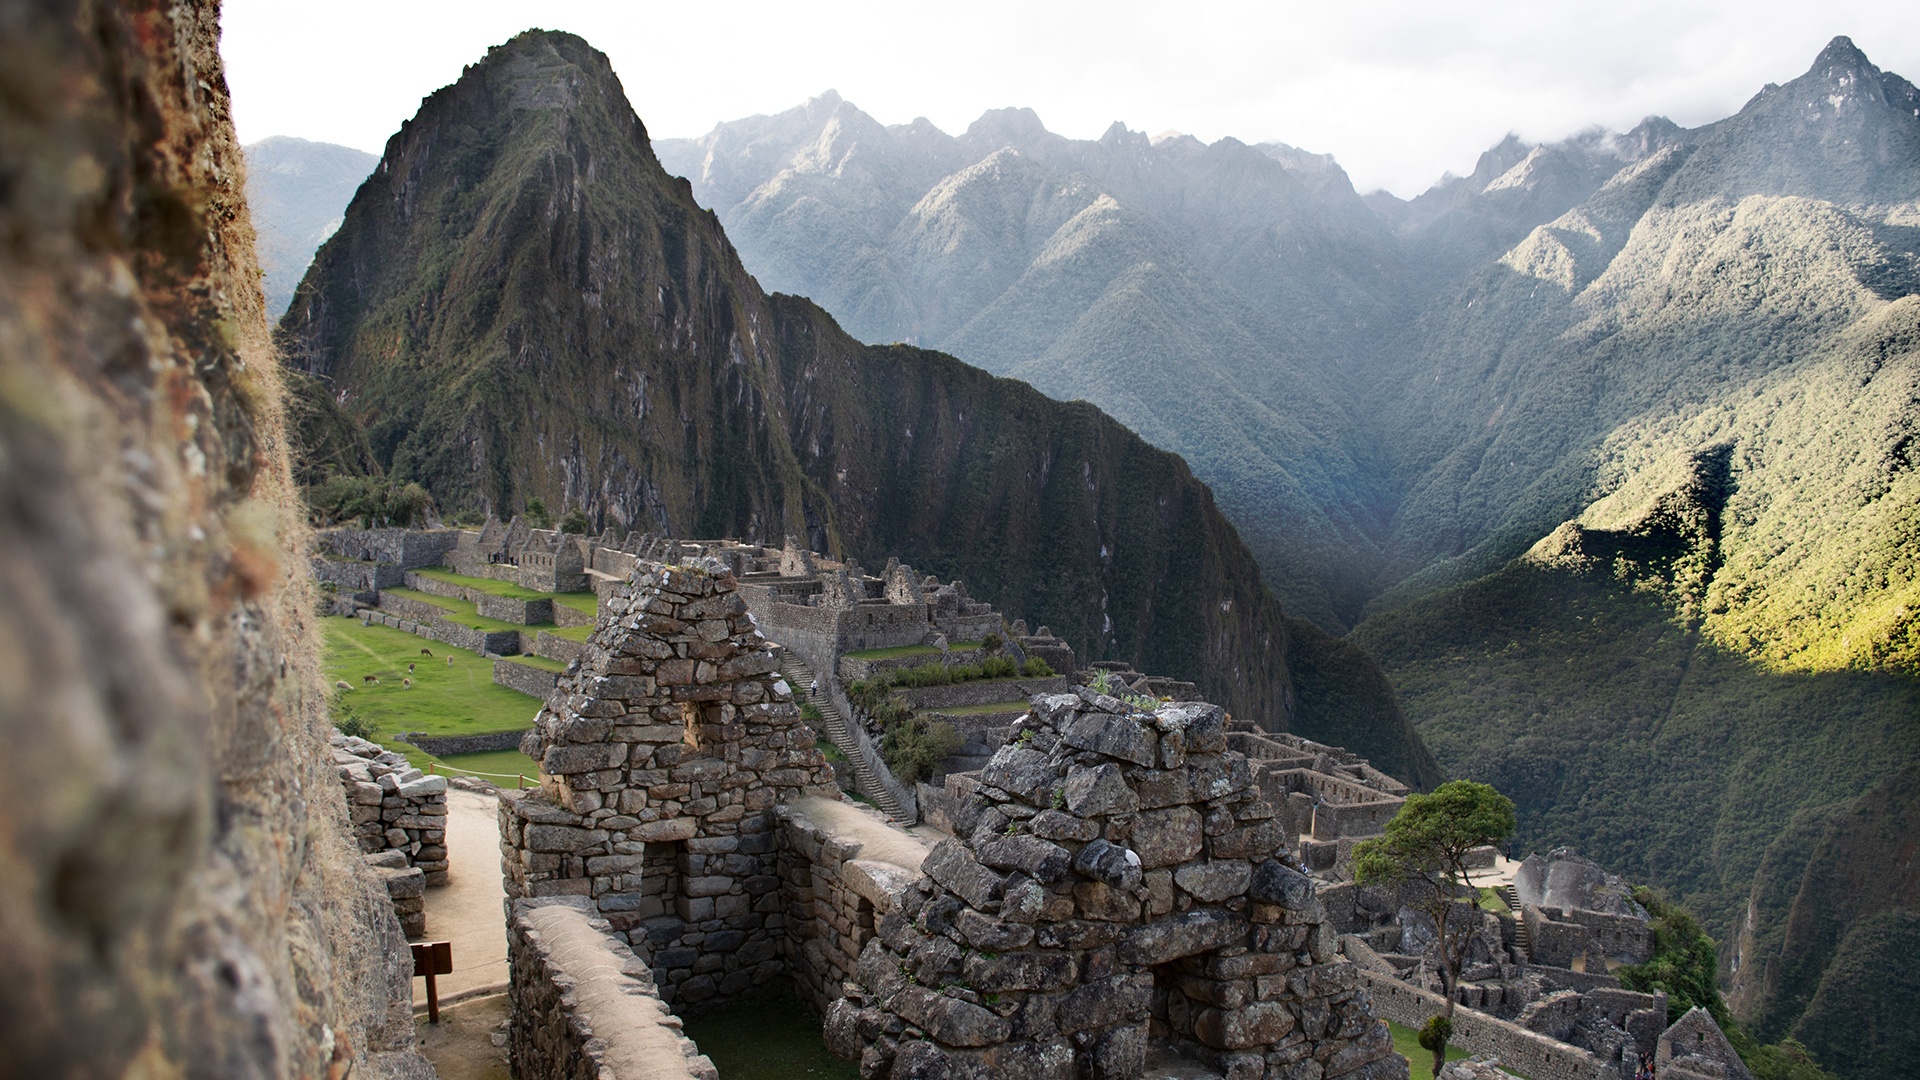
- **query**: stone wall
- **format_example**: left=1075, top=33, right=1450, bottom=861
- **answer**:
left=0, top=3, right=421, bottom=1073
left=405, top=730, right=535, bottom=756
left=315, top=555, right=408, bottom=591
left=534, top=630, right=588, bottom=663
left=499, top=560, right=840, bottom=1013
left=497, top=657, right=563, bottom=697
left=479, top=593, right=556, bottom=625
left=509, top=896, right=718, bottom=1080
left=331, top=735, right=451, bottom=886
left=1355, top=970, right=1619, bottom=1080
left=825, top=689, right=1409, bottom=1080
left=320, top=526, right=462, bottom=568
left=775, top=796, right=934, bottom=1012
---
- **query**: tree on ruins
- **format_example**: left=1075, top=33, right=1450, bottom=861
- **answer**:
left=1354, top=779, right=1516, bottom=1075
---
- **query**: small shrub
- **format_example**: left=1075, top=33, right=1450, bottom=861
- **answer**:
left=799, top=702, right=824, bottom=723
left=982, top=656, right=1017, bottom=678
left=949, top=662, right=983, bottom=681
left=333, top=708, right=377, bottom=741
left=523, top=496, right=553, bottom=529
left=559, top=508, right=590, bottom=534
left=881, top=718, right=962, bottom=784
left=1022, top=657, right=1055, bottom=677
left=981, top=633, right=1002, bottom=652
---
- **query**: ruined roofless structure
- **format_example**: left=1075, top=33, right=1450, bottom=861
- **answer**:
left=498, top=560, right=1409, bottom=1079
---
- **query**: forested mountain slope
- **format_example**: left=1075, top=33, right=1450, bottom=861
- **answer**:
left=655, top=39, right=1920, bottom=1079
left=274, top=30, right=1441, bottom=785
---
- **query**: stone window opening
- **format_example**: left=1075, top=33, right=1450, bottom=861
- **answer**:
left=638, top=840, right=685, bottom=923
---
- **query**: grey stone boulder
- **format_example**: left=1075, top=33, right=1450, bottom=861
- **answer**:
left=974, top=834, right=1072, bottom=884
left=1072, top=839, right=1143, bottom=891
left=1250, top=859, right=1315, bottom=909
left=1059, top=712, right=1158, bottom=767
left=1120, top=909, right=1249, bottom=965
left=924, top=839, right=1007, bottom=911
left=1062, top=763, right=1137, bottom=817
left=980, top=745, right=1059, bottom=802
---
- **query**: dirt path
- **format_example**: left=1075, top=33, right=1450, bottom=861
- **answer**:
left=421, top=788, right=509, bottom=999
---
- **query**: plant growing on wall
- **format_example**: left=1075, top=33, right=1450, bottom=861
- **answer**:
left=1353, top=779, right=1515, bottom=1075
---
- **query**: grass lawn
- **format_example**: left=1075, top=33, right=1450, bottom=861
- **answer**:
left=323, top=618, right=540, bottom=747
left=410, top=567, right=552, bottom=601
left=547, top=623, right=595, bottom=642
left=383, top=587, right=535, bottom=633
left=502, top=653, right=568, bottom=673
left=1478, top=886, right=1511, bottom=913
left=928, top=700, right=1032, bottom=716
left=553, top=591, right=598, bottom=617
left=436, top=748, right=542, bottom=784
left=1388, top=1020, right=1473, bottom=1080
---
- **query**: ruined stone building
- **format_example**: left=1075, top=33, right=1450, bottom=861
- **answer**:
left=496, top=559, right=1414, bottom=1080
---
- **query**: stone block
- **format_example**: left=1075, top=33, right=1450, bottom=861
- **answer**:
left=974, top=833, right=1071, bottom=884
left=631, top=817, right=697, bottom=842
left=1194, top=1002, right=1295, bottom=1050
left=1120, top=909, right=1248, bottom=965
left=1132, top=806, right=1204, bottom=869
left=1059, top=712, right=1158, bottom=767
left=1062, top=763, right=1138, bottom=818
left=1056, top=973, right=1153, bottom=1034
left=1073, top=839, right=1143, bottom=890
left=1250, top=859, right=1315, bottom=910
left=963, top=949, right=1078, bottom=992
left=542, top=743, right=627, bottom=775
left=1176, top=859, right=1251, bottom=902
left=980, top=746, right=1058, bottom=803
left=923, top=840, right=1006, bottom=911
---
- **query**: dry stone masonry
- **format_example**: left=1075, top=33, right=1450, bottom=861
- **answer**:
left=823, top=688, right=1409, bottom=1080
left=332, top=734, right=452, bottom=882
left=500, top=559, right=840, bottom=1011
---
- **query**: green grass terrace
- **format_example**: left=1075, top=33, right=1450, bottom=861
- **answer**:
left=410, top=567, right=599, bottom=618
left=324, top=618, right=541, bottom=769
left=842, top=640, right=986, bottom=661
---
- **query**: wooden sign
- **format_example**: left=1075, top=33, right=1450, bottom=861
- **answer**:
left=410, top=941, right=454, bottom=1023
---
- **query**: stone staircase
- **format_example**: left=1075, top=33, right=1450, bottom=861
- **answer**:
left=779, top=651, right=910, bottom=821
left=1504, top=884, right=1531, bottom=962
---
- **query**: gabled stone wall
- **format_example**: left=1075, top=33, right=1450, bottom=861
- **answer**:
left=500, top=559, right=839, bottom=1012
left=824, top=689, right=1408, bottom=1080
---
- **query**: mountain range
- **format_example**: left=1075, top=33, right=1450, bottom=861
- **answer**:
left=271, top=31, right=1440, bottom=788
left=244, top=136, right=377, bottom=317
left=256, top=30, right=1920, bottom=1080
left=653, top=37, right=1920, bottom=1078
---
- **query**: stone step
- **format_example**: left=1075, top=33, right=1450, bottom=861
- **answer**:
left=779, top=652, right=909, bottom=821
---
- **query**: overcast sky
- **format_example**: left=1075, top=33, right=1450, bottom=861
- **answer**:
left=220, top=1, right=1920, bottom=198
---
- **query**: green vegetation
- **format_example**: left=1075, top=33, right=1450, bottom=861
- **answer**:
left=306, top=472, right=432, bottom=528
left=1355, top=779, right=1515, bottom=1062
left=382, top=587, right=528, bottom=633
left=501, top=653, right=567, bottom=673
left=929, top=701, right=1032, bottom=717
left=322, top=618, right=539, bottom=744
left=410, top=568, right=549, bottom=601
left=1618, top=888, right=1729, bottom=1026
left=1386, top=1020, right=1468, bottom=1080
left=546, top=624, right=594, bottom=642
left=552, top=591, right=598, bottom=618
left=436, top=748, right=540, bottom=783
left=523, top=496, right=553, bottom=529
left=1614, top=889, right=1842, bottom=1080
left=879, top=717, right=963, bottom=785
left=559, top=508, right=589, bottom=533
left=678, top=985, right=857, bottom=1079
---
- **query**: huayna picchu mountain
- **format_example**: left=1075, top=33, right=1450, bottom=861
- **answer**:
left=274, top=30, right=1442, bottom=787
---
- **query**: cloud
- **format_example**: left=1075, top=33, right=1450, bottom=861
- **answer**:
left=220, top=0, right=1920, bottom=198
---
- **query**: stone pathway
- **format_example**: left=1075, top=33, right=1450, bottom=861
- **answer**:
left=420, top=788, right=509, bottom=999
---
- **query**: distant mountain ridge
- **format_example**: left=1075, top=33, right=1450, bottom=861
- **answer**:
left=274, top=30, right=1442, bottom=787
left=243, top=136, right=376, bottom=317
left=653, top=37, right=1920, bottom=1080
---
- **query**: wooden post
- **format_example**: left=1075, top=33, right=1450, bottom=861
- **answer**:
left=411, top=940, right=453, bottom=1023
